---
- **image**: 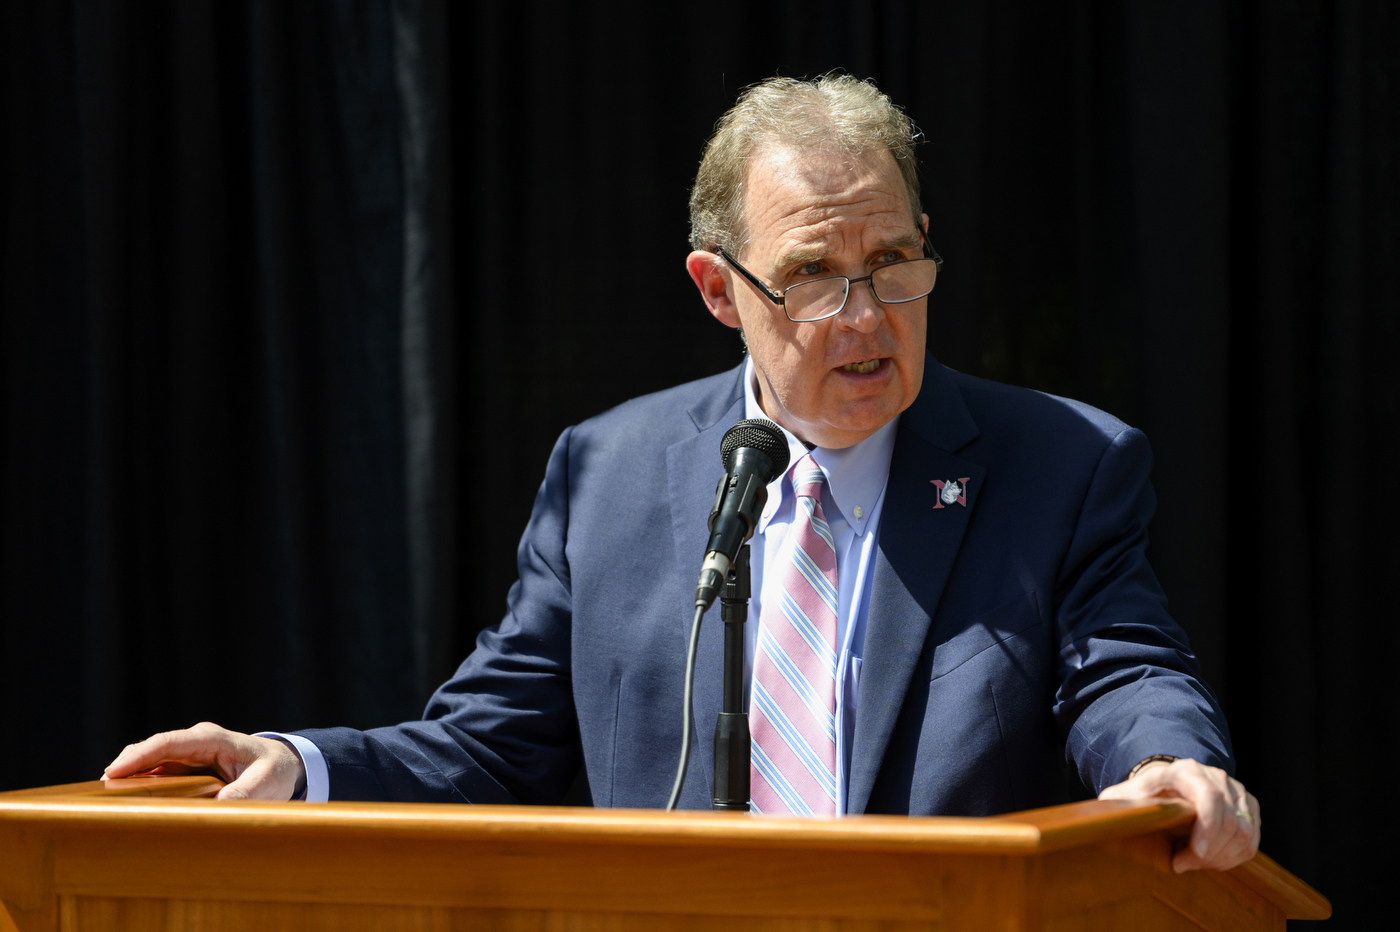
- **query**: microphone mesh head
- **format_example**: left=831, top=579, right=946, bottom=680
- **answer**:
left=720, top=419, right=790, bottom=480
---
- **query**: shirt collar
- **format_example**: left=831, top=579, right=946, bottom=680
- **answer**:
left=742, top=355, right=899, bottom=537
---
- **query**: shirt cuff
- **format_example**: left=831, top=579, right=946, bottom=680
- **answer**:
left=255, top=732, right=330, bottom=803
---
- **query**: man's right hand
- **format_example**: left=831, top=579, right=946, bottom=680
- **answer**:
left=103, top=722, right=307, bottom=801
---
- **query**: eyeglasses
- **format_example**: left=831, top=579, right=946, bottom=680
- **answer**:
left=716, top=228, right=943, bottom=323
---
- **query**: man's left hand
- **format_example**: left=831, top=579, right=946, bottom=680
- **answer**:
left=1098, top=758, right=1260, bottom=872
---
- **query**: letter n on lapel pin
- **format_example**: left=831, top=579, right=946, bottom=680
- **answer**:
left=931, top=478, right=969, bottom=509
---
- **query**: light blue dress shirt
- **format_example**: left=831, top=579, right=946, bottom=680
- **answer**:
left=276, top=357, right=901, bottom=810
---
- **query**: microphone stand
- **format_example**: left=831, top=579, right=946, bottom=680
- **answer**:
left=712, top=544, right=751, bottom=811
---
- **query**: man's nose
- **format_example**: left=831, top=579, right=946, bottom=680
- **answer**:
left=834, top=279, right=886, bottom=333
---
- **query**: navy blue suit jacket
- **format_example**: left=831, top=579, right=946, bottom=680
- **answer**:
left=298, top=355, right=1233, bottom=814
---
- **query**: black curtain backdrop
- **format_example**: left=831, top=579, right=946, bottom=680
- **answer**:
left=2, top=1, right=1395, bottom=927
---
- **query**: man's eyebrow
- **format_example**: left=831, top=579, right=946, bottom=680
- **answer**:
left=881, top=232, right=922, bottom=251
left=775, top=233, right=922, bottom=272
left=772, top=249, right=827, bottom=272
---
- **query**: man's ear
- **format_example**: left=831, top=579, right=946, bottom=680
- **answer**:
left=686, top=251, right=741, bottom=329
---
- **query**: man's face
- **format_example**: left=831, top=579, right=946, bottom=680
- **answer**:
left=689, top=146, right=928, bottom=449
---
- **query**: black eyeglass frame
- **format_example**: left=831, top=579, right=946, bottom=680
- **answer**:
left=715, top=221, right=943, bottom=324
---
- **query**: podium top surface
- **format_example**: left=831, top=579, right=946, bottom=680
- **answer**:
left=0, top=775, right=1190, bottom=854
left=0, top=776, right=1330, bottom=921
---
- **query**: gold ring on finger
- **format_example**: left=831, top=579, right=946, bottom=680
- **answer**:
left=1235, top=809, right=1254, bottom=824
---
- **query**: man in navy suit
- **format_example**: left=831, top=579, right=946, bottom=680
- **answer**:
left=109, top=76, right=1260, bottom=872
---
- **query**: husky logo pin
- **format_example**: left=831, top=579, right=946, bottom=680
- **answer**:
left=931, top=478, right=969, bottom=509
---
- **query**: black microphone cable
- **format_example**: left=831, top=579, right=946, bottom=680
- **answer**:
left=665, top=603, right=707, bottom=812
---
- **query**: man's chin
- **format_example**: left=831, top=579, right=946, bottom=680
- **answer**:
left=823, top=372, right=911, bottom=413
left=798, top=402, right=905, bottom=448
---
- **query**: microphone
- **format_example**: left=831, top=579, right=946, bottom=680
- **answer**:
left=694, top=419, right=790, bottom=610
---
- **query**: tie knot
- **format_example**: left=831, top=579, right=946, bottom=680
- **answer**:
left=791, top=453, right=826, bottom=501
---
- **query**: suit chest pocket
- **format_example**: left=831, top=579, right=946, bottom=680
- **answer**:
left=929, top=591, right=1044, bottom=682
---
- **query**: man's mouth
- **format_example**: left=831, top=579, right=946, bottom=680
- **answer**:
left=841, top=358, right=882, bottom=374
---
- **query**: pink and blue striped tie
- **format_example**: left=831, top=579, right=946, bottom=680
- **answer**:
left=750, top=453, right=839, bottom=816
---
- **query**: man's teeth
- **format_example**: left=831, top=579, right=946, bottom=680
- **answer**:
left=842, top=359, right=881, bottom=374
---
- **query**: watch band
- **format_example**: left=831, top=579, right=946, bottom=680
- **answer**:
left=1128, top=754, right=1180, bottom=779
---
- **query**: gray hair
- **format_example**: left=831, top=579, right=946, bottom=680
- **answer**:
left=688, top=75, right=922, bottom=258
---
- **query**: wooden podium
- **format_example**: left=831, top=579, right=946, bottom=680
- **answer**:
left=0, top=776, right=1328, bottom=931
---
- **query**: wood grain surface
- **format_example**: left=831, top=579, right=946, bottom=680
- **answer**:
left=0, top=776, right=1330, bottom=931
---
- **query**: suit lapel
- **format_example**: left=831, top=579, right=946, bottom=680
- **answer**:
left=665, top=366, right=746, bottom=805
left=846, top=357, right=984, bottom=815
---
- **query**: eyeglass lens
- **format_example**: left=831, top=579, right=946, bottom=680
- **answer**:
left=785, top=259, right=938, bottom=322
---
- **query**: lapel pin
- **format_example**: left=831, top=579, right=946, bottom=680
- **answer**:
left=931, top=478, right=970, bottom=509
